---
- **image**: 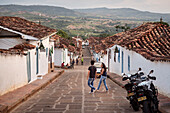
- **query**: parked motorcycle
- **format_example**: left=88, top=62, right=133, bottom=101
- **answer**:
left=122, top=69, right=160, bottom=113
left=136, top=70, right=160, bottom=113
left=122, top=68, right=143, bottom=111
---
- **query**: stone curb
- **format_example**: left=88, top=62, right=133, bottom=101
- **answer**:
left=0, top=70, right=64, bottom=113
left=108, top=74, right=169, bottom=113
left=107, top=75, right=124, bottom=88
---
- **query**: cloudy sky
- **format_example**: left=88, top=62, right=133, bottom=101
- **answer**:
left=0, top=0, right=170, bottom=13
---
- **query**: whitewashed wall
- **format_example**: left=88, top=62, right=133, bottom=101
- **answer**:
left=65, top=48, right=70, bottom=65
left=130, top=50, right=170, bottom=98
left=29, top=49, right=37, bottom=82
left=38, top=37, right=49, bottom=75
left=54, top=48, right=63, bottom=66
left=108, top=45, right=170, bottom=97
left=108, top=46, right=122, bottom=74
left=101, top=54, right=108, bottom=67
left=0, top=54, right=28, bottom=95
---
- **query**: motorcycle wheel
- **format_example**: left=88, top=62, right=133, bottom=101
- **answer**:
left=131, top=100, right=139, bottom=111
left=150, top=98, right=159, bottom=113
left=143, top=100, right=151, bottom=113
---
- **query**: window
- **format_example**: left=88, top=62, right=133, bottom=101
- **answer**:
left=118, top=48, right=120, bottom=63
left=128, top=55, right=130, bottom=71
left=114, top=52, right=116, bottom=62
left=46, top=48, right=48, bottom=57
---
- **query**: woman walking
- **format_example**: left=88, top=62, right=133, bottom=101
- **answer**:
left=96, top=63, right=108, bottom=92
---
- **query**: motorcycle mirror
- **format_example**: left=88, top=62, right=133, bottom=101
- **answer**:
left=152, top=76, right=156, bottom=80
left=149, top=70, right=154, bottom=74
left=149, top=76, right=156, bottom=80
left=138, top=68, right=142, bottom=71
left=122, top=77, right=128, bottom=81
left=121, top=73, right=125, bottom=76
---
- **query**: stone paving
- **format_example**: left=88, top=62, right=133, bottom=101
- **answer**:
left=11, top=65, right=142, bottom=113
left=11, top=47, right=143, bottom=113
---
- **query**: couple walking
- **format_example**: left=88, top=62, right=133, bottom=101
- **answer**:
left=87, top=60, right=108, bottom=93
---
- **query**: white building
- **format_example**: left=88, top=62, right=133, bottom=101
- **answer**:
left=0, top=16, right=57, bottom=95
left=0, top=32, right=36, bottom=95
left=54, top=44, right=70, bottom=67
left=101, top=23, right=170, bottom=97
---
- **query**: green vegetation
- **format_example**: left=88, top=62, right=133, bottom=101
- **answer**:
left=99, top=33, right=110, bottom=38
left=154, top=21, right=169, bottom=27
left=56, top=30, right=70, bottom=40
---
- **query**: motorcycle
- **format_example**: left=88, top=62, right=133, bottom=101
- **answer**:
left=136, top=70, right=160, bottom=113
left=122, top=68, right=144, bottom=111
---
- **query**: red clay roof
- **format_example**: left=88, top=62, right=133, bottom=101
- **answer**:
left=68, top=45, right=76, bottom=52
left=11, top=43, right=36, bottom=50
left=0, top=16, right=56, bottom=39
left=0, top=43, right=35, bottom=55
left=103, top=22, right=170, bottom=61
left=88, top=37, right=107, bottom=54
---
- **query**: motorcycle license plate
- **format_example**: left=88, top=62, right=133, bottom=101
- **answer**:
left=137, top=96, right=147, bottom=102
left=128, top=92, right=134, bottom=97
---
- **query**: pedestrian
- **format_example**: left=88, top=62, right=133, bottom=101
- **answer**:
left=72, top=59, right=75, bottom=69
left=87, top=60, right=97, bottom=93
left=61, top=62, right=65, bottom=68
left=76, top=58, right=79, bottom=65
left=81, top=57, right=84, bottom=65
left=96, top=62, right=108, bottom=92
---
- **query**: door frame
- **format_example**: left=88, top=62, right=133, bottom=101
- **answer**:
left=36, top=47, right=39, bottom=74
left=121, top=51, right=124, bottom=73
left=27, top=52, right=31, bottom=82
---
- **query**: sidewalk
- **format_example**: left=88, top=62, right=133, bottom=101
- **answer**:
left=0, top=69, right=64, bottom=113
left=108, top=72, right=170, bottom=113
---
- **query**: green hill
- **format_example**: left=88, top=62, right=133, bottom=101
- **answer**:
left=74, top=7, right=170, bottom=21
left=0, top=4, right=80, bottom=16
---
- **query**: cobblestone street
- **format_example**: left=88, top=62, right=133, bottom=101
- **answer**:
left=11, top=47, right=142, bottom=113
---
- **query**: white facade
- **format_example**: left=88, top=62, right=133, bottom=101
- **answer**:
left=0, top=54, right=28, bottom=95
left=54, top=48, right=63, bottom=66
left=54, top=48, right=69, bottom=66
left=29, top=49, right=37, bottom=82
left=38, top=37, right=49, bottom=75
left=0, top=26, right=56, bottom=95
left=107, top=45, right=170, bottom=97
left=100, top=54, right=108, bottom=68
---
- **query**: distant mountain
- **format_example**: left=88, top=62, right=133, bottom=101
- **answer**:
left=0, top=4, right=81, bottom=16
left=1, top=5, right=170, bottom=22
left=74, top=7, right=170, bottom=21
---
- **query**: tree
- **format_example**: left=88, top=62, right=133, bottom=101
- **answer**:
left=56, top=30, right=70, bottom=40
left=115, top=25, right=120, bottom=32
left=120, top=26, right=125, bottom=31
left=124, top=23, right=130, bottom=32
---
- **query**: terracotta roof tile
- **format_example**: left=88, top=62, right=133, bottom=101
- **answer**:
left=68, top=45, right=75, bottom=52
left=90, top=22, right=170, bottom=62
left=0, top=42, right=35, bottom=55
left=0, top=16, right=56, bottom=39
left=107, top=23, right=170, bottom=61
left=11, top=43, right=36, bottom=50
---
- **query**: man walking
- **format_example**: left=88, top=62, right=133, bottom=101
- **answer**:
left=87, top=60, right=97, bottom=93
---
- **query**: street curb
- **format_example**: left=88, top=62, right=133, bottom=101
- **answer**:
left=107, top=75, right=124, bottom=88
left=0, top=70, right=64, bottom=113
left=108, top=74, right=168, bottom=113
